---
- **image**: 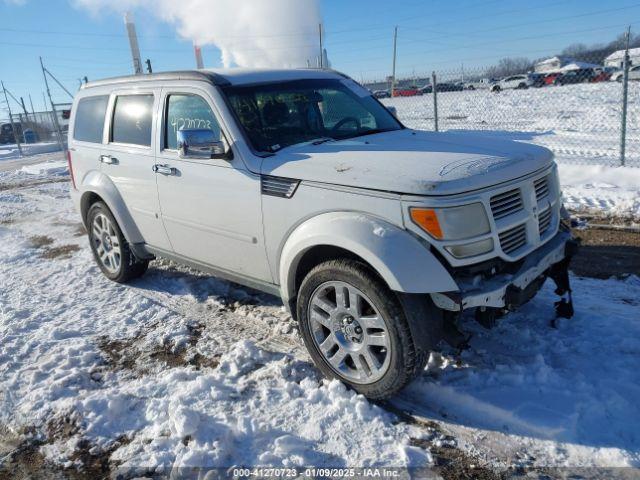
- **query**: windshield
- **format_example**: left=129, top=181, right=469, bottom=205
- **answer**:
left=222, top=78, right=402, bottom=152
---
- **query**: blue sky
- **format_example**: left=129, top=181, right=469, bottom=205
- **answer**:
left=1, top=0, right=639, bottom=114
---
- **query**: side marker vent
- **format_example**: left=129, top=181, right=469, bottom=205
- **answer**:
left=261, top=176, right=300, bottom=198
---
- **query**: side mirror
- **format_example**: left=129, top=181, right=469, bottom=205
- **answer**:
left=386, top=106, right=398, bottom=119
left=177, top=128, right=227, bottom=159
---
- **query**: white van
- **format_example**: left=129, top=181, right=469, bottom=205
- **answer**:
left=68, top=69, right=576, bottom=399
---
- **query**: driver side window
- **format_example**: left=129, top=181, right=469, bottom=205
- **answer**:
left=165, top=94, right=221, bottom=150
left=319, top=90, right=375, bottom=130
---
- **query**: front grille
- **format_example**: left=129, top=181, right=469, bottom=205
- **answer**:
left=534, top=176, right=549, bottom=201
left=538, top=208, right=552, bottom=235
left=490, top=188, right=523, bottom=220
left=499, top=223, right=527, bottom=254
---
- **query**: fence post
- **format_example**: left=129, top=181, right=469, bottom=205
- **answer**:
left=432, top=71, right=439, bottom=132
left=2, top=81, right=23, bottom=156
left=620, top=28, right=631, bottom=167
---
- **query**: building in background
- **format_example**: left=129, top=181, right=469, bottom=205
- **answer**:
left=534, top=56, right=576, bottom=73
left=604, top=48, right=640, bottom=68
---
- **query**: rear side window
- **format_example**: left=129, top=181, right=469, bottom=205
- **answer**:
left=111, top=94, right=154, bottom=146
left=73, top=95, right=109, bottom=143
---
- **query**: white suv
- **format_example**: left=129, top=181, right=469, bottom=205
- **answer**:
left=490, top=74, right=533, bottom=92
left=68, top=69, right=575, bottom=399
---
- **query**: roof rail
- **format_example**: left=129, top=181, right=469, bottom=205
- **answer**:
left=82, top=70, right=231, bottom=90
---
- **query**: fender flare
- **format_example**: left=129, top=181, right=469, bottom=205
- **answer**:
left=278, top=212, right=458, bottom=304
left=79, top=170, right=144, bottom=244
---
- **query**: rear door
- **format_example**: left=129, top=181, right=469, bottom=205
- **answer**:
left=101, top=89, right=172, bottom=251
left=154, top=86, right=272, bottom=282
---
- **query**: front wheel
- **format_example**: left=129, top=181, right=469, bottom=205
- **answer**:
left=297, top=259, right=428, bottom=399
left=87, top=202, right=149, bottom=283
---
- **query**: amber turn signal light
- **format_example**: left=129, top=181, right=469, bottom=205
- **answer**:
left=410, top=208, right=443, bottom=239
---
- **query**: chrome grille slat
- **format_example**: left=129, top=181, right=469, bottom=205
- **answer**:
left=490, top=188, right=523, bottom=220
left=534, top=176, right=549, bottom=201
left=498, top=223, right=527, bottom=254
left=538, top=208, right=552, bottom=235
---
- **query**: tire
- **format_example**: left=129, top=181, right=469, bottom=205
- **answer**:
left=296, top=259, right=428, bottom=399
left=491, top=85, right=501, bottom=92
left=87, top=202, right=149, bottom=283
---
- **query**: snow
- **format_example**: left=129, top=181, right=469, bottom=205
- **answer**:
left=1, top=153, right=639, bottom=470
left=558, top=163, right=640, bottom=218
left=0, top=169, right=425, bottom=471
left=0, top=141, right=62, bottom=161
left=403, top=275, right=640, bottom=467
left=383, top=81, right=640, bottom=168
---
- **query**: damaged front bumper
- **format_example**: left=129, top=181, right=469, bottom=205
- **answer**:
left=431, top=229, right=577, bottom=313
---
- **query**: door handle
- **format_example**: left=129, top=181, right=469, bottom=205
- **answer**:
left=152, top=164, right=177, bottom=176
left=100, top=155, right=118, bottom=165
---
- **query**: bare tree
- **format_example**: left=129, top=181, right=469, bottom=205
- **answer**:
left=486, top=57, right=534, bottom=78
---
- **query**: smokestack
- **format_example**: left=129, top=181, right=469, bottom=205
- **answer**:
left=194, top=44, right=204, bottom=69
left=124, top=11, right=143, bottom=75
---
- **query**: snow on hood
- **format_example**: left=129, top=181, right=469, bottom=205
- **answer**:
left=261, top=129, right=554, bottom=196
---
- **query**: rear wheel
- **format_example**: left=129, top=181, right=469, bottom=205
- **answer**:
left=297, top=259, right=428, bottom=399
left=87, top=202, right=148, bottom=283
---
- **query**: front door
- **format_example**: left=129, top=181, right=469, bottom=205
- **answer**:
left=154, top=87, right=272, bottom=283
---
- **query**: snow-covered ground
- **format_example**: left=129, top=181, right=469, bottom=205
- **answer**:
left=0, top=157, right=639, bottom=475
left=559, top=163, right=640, bottom=219
left=0, top=141, right=62, bottom=161
left=383, top=81, right=640, bottom=168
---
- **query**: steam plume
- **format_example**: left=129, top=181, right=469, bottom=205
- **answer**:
left=73, top=0, right=322, bottom=68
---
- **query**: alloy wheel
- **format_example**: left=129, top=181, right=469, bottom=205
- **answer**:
left=308, top=281, right=391, bottom=384
left=91, top=213, right=122, bottom=274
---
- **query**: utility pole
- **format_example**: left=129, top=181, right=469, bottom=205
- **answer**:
left=124, top=11, right=143, bottom=74
left=319, top=23, right=324, bottom=69
left=40, top=56, right=65, bottom=152
left=391, top=26, right=398, bottom=97
left=620, top=25, right=631, bottom=166
left=1, top=81, right=22, bottom=156
left=19, top=97, right=28, bottom=116
left=194, top=44, right=204, bottom=69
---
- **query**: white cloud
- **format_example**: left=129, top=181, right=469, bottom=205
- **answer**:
left=72, top=0, right=322, bottom=68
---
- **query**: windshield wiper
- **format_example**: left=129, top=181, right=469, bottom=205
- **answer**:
left=348, top=128, right=394, bottom=139
left=309, top=137, right=335, bottom=145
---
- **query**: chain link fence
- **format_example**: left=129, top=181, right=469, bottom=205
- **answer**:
left=1, top=106, right=69, bottom=159
left=367, top=53, right=640, bottom=168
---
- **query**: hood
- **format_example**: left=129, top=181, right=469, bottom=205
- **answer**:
left=260, top=129, right=554, bottom=196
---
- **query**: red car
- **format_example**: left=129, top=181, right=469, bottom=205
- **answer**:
left=591, top=69, right=613, bottom=83
left=543, top=73, right=562, bottom=85
left=392, top=86, right=421, bottom=97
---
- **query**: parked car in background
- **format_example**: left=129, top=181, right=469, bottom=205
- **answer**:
left=464, top=78, right=497, bottom=90
left=490, top=74, right=534, bottom=92
left=392, top=86, right=422, bottom=97
left=610, top=65, right=640, bottom=82
left=526, top=73, right=546, bottom=88
left=435, top=82, right=464, bottom=92
left=591, top=67, right=616, bottom=83
left=420, top=83, right=464, bottom=93
left=554, top=68, right=596, bottom=86
left=372, top=89, right=391, bottom=99
left=68, top=68, right=575, bottom=399
left=543, top=72, right=562, bottom=86
left=0, top=122, right=23, bottom=144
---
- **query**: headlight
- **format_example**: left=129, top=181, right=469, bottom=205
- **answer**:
left=410, top=203, right=490, bottom=240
